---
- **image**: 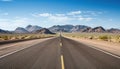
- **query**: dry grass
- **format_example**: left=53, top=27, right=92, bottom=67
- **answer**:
left=0, top=34, right=56, bottom=41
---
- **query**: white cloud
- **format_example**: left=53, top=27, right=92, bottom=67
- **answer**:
left=55, top=14, right=65, bottom=16
left=85, top=18, right=93, bottom=21
left=48, top=16, right=70, bottom=23
left=32, top=13, right=71, bottom=23
left=12, top=17, right=30, bottom=23
left=78, top=17, right=84, bottom=21
left=0, top=17, right=31, bottom=30
left=35, top=13, right=52, bottom=17
left=0, top=0, right=13, bottom=2
left=32, top=10, right=99, bottom=24
left=83, top=11, right=104, bottom=16
left=78, top=17, right=93, bottom=21
left=39, top=13, right=51, bottom=17
left=67, top=11, right=82, bottom=15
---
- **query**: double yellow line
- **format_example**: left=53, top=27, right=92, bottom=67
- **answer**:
left=60, top=42, right=65, bottom=69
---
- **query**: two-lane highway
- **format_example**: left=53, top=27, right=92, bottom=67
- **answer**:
left=0, top=36, right=120, bottom=69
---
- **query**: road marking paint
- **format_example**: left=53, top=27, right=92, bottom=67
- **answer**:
left=60, top=43, right=62, bottom=47
left=0, top=46, right=30, bottom=59
left=66, top=37, right=120, bottom=59
left=0, top=38, right=55, bottom=59
left=61, top=55, right=65, bottom=69
left=89, top=46, right=120, bottom=59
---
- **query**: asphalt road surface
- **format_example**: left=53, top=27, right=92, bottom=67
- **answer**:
left=0, top=36, right=120, bottom=69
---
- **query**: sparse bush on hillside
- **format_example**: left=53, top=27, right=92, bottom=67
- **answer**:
left=88, top=36, right=93, bottom=39
left=10, top=37, right=18, bottom=40
left=0, top=38, right=4, bottom=40
left=1, top=36, right=8, bottom=40
left=98, top=35, right=108, bottom=41
left=111, top=35, right=120, bottom=42
left=0, top=34, right=56, bottom=41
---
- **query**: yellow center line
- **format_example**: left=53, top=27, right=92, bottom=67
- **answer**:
left=61, top=55, right=65, bottom=69
left=60, top=42, right=65, bottom=69
left=60, top=43, right=62, bottom=47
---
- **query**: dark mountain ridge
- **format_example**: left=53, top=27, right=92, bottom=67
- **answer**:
left=14, top=27, right=29, bottom=34
left=70, top=25, right=90, bottom=32
left=25, top=25, right=42, bottom=32
left=0, top=29, right=11, bottom=34
left=35, top=28, right=55, bottom=34
left=49, top=25, right=74, bottom=32
left=0, top=25, right=120, bottom=34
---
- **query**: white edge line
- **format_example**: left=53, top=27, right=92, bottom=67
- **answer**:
left=0, top=46, right=30, bottom=59
left=66, top=37, right=120, bottom=59
left=87, top=45, right=120, bottom=59
left=0, top=38, right=54, bottom=59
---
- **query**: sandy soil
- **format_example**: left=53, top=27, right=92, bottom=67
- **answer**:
left=66, top=37, right=120, bottom=56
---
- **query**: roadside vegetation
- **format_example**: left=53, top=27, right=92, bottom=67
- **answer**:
left=0, top=34, right=56, bottom=41
left=63, top=33, right=120, bottom=43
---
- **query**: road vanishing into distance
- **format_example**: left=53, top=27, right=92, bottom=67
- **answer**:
left=0, top=36, right=120, bottom=69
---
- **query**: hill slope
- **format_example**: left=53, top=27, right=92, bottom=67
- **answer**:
left=14, top=27, right=29, bottom=33
left=0, top=29, right=11, bottom=34
left=26, top=25, right=42, bottom=32
left=35, top=28, right=55, bottom=34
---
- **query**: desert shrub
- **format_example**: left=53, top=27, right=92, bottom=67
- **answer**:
left=111, top=35, right=120, bottom=42
left=1, top=36, right=8, bottom=40
left=88, top=36, right=93, bottom=39
left=98, top=35, right=108, bottom=41
left=10, top=37, right=18, bottom=40
left=0, top=34, right=55, bottom=41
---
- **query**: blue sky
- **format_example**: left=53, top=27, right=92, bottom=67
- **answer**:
left=0, top=0, right=120, bottom=30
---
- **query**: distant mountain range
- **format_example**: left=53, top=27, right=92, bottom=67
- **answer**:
left=13, top=25, right=54, bottom=34
left=14, top=27, right=29, bottom=34
left=49, top=25, right=120, bottom=33
left=0, top=29, right=11, bottom=34
left=26, top=25, right=42, bottom=32
left=0, top=25, right=120, bottom=34
left=35, top=28, right=55, bottom=34
left=49, top=25, right=74, bottom=32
